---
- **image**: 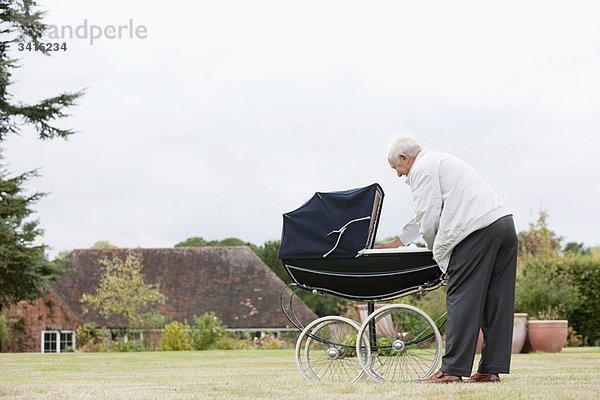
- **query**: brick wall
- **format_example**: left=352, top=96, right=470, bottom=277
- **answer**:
left=2, top=290, right=81, bottom=352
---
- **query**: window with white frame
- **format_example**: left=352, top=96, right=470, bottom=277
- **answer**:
left=41, top=330, right=75, bottom=353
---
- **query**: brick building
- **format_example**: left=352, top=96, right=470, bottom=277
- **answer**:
left=1, top=288, right=81, bottom=352
left=1, top=246, right=316, bottom=352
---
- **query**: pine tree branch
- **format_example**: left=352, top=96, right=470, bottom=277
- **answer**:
left=1, top=0, right=47, bottom=50
left=3, top=90, right=85, bottom=140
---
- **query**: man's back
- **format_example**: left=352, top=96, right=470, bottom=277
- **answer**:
left=407, top=150, right=510, bottom=271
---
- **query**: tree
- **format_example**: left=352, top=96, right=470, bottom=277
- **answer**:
left=175, top=236, right=250, bottom=247
left=517, top=210, right=562, bottom=264
left=0, top=0, right=83, bottom=305
left=563, top=242, right=590, bottom=256
left=81, top=251, right=166, bottom=329
left=0, top=166, right=63, bottom=305
left=174, top=236, right=209, bottom=247
left=91, top=241, right=117, bottom=249
left=213, top=237, right=248, bottom=246
left=1, top=0, right=84, bottom=141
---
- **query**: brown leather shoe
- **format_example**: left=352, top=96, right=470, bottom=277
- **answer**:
left=416, top=370, right=462, bottom=383
left=465, top=372, right=500, bottom=383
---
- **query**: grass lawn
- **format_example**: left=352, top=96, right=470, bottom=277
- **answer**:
left=1, top=347, right=599, bottom=399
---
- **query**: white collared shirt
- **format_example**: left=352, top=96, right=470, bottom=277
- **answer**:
left=398, top=150, right=511, bottom=272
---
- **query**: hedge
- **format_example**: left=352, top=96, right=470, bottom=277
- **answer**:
left=516, top=253, right=600, bottom=346
left=565, top=253, right=600, bottom=346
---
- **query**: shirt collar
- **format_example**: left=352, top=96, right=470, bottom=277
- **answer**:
left=404, top=149, right=426, bottom=185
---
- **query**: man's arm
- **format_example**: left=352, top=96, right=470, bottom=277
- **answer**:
left=399, top=218, right=421, bottom=245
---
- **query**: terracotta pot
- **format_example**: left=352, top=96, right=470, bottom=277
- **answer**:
left=521, top=329, right=533, bottom=353
left=527, top=320, right=568, bottom=353
left=512, top=313, right=528, bottom=353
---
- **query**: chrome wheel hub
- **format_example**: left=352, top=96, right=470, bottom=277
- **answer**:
left=392, top=340, right=406, bottom=352
left=326, top=348, right=339, bottom=359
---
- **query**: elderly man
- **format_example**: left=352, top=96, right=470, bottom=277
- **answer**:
left=378, top=136, right=518, bottom=383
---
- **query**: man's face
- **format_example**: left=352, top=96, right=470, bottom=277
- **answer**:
left=389, top=154, right=412, bottom=177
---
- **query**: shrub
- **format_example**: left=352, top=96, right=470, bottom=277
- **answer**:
left=0, top=315, right=8, bottom=351
left=76, top=323, right=106, bottom=352
left=394, top=288, right=448, bottom=334
left=141, top=332, right=162, bottom=351
left=410, top=288, right=447, bottom=321
left=514, top=212, right=600, bottom=345
left=514, top=253, right=600, bottom=345
left=110, top=340, right=146, bottom=352
left=515, top=256, right=582, bottom=320
left=567, top=326, right=583, bottom=347
left=161, top=321, right=193, bottom=351
left=191, top=312, right=226, bottom=350
left=256, top=334, right=289, bottom=350
left=214, top=336, right=251, bottom=350
left=563, top=253, right=600, bottom=346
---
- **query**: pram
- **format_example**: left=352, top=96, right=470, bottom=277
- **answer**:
left=278, top=183, right=446, bottom=382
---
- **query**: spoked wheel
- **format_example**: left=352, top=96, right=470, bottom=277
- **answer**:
left=295, top=316, right=366, bottom=382
left=356, top=304, right=442, bottom=382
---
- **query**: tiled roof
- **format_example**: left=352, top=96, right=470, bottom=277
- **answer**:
left=55, top=246, right=316, bottom=329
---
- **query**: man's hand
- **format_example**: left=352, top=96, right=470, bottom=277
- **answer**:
left=374, top=237, right=404, bottom=249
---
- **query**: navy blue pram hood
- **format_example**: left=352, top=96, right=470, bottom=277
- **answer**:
left=278, top=183, right=384, bottom=260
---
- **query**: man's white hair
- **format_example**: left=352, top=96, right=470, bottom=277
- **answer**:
left=387, top=135, right=423, bottom=162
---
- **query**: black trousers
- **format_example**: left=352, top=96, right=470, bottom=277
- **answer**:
left=441, top=215, right=518, bottom=377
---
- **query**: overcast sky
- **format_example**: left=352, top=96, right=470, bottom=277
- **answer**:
left=5, top=0, right=600, bottom=255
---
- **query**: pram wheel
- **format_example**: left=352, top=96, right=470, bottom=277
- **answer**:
left=356, top=304, right=442, bottom=382
left=295, top=316, right=365, bottom=382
